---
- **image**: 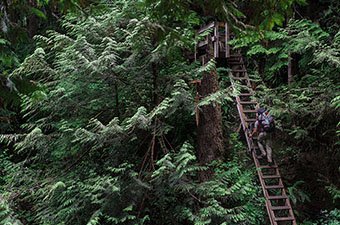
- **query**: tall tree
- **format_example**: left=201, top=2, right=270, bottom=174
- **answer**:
left=196, top=36, right=224, bottom=180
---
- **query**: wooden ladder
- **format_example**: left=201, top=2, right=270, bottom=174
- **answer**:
left=228, top=53, right=297, bottom=225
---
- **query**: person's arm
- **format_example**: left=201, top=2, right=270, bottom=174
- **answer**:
left=249, top=121, right=258, bottom=138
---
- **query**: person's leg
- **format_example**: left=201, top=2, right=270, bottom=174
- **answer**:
left=257, top=132, right=266, bottom=157
left=266, top=133, right=273, bottom=163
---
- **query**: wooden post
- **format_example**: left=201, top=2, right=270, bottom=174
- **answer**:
left=225, top=22, right=230, bottom=58
left=214, top=22, right=219, bottom=58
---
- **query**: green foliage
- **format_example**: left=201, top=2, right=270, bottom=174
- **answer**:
left=1, top=1, right=263, bottom=224
left=287, top=181, right=310, bottom=206
left=230, top=19, right=340, bottom=84
left=229, top=10, right=339, bottom=224
left=149, top=139, right=265, bottom=225
left=236, top=0, right=306, bottom=30
left=1, top=0, right=339, bottom=224
left=0, top=197, right=23, bottom=225
left=302, top=209, right=340, bottom=225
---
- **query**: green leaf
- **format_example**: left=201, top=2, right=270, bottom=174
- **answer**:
left=0, top=38, right=10, bottom=45
left=30, top=7, right=47, bottom=20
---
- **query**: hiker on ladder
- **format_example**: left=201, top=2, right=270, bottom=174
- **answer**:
left=249, top=108, right=275, bottom=164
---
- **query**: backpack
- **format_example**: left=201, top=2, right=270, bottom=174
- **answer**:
left=258, top=112, right=275, bottom=133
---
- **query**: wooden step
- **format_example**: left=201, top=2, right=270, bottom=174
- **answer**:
left=227, top=55, right=241, bottom=59
left=268, top=195, right=287, bottom=200
left=229, top=54, right=242, bottom=58
left=259, top=165, right=278, bottom=169
left=271, top=206, right=291, bottom=210
left=275, top=217, right=295, bottom=222
left=239, top=93, right=252, bottom=96
left=240, top=101, right=257, bottom=105
left=245, top=118, right=257, bottom=122
left=265, top=184, right=284, bottom=189
left=232, top=69, right=246, bottom=73
left=231, top=76, right=248, bottom=80
left=243, top=109, right=257, bottom=113
left=262, top=175, right=280, bottom=179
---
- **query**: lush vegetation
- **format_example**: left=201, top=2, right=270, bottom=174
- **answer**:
left=0, top=0, right=339, bottom=224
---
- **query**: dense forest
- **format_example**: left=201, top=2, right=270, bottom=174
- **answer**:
left=0, top=0, right=339, bottom=224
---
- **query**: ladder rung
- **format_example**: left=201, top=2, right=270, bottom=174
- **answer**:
left=271, top=206, right=291, bottom=210
left=265, top=184, right=284, bottom=189
left=243, top=109, right=257, bottom=113
left=239, top=93, right=252, bottom=96
left=262, top=175, right=280, bottom=179
left=232, top=69, right=246, bottom=72
left=198, top=40, right=208, bottom=47
left=275, top=217, right=295, bottom=222
left=229, top=54, right=242, bottom=58
left=268, top=195, right=287, bottom=200
left=231, top=76, right=248, bottom=80
left=259, top=165, right=278, bottom=169
left=228, top=55, right=241, bottom=59
left=240, top=101, right=257, bottom=105
left=245, top=118, right=256, bottom=122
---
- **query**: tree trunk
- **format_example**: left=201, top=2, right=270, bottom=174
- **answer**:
left=196, top=36, right=224, bottom=181
left=28, top=0, right=38, bottom=38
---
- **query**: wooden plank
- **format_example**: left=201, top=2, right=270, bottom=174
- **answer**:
left=231, top=76, right=248, bottom=80
left=260, top=165, right=278, bottom=169
left=198, top=22, right=215, bottom=34
left=239, top=93, right=252, bottom=96
left=265, top=184, right=284, bottom=189
left=268, top=195, right=287, bottom=200
left=262, top=175, right=281, bottom=179
left=275, top=217, right=294, bottom=222
left=225, top=22, right=230, bottom=58
left=198, top=40, right=208, bottom=47
left=232, top=69, right=247, bottom=72
left=243, top=109, right=257, bottom=113
left=272, top=206, right=291, bottom=210
left=228, top=53, right=241, bottom=57
left=214, top=23, right=219, bottom=58
left=240, top=101, right=257, bottom=105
